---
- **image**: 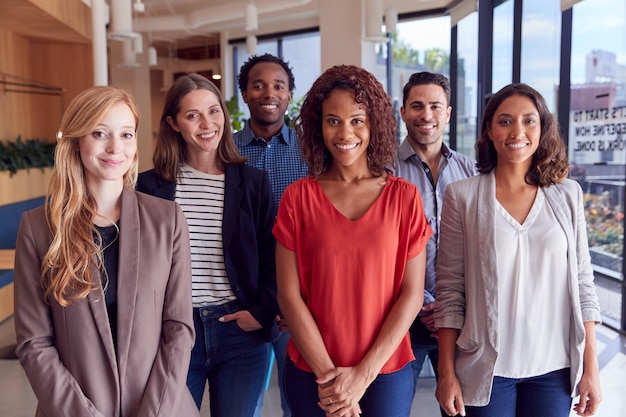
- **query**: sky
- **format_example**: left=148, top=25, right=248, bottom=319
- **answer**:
left=394, top=0, right=625, bottom=111
left=397, top=17, right=451, bottom=53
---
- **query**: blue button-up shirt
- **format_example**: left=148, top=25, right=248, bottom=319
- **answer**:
left=395, top=138, right=478, bottom=306
left=234, top=122, right=309, bottom=206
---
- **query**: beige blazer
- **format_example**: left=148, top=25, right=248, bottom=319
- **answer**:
left=434, top=172, right=601, bottom=406
left=14, top=189, right=200, bottom=417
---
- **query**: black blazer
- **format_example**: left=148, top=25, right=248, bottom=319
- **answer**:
left=137, top=164, right=279, bottom=341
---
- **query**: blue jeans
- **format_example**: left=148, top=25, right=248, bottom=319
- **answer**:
left=284, top=359, right=414, bottom=417
left=466, top=368, right=572, bottom=417
left=411, top=343, right=439, bottom=387
left=411, top=343, right=448, bottom=417
left=187, top=301, right=270, bottom=417
left=254, top=331, right=292, bottom=417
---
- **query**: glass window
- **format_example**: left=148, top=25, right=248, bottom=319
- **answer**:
left=568, top=0, right=625, bottom=328
left=520, top=0, right=561, bottom=111
left=231, top=32, right=320, bottom=122
left=492, top=0, right=514, bottom=92
left=391, top=16, right=451, bottom=142
left=456, top=11, right=479, bottom=158
left=282, top=32, right=321, bottom=104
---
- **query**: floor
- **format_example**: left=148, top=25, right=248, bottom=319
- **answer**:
left=0, top=315, right=624, bottom=417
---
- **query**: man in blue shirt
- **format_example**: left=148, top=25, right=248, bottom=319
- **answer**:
left=395, top=72, right=477, bottom=412
left=234, top=53, right=308, bottom=417
left=234, top=53, right=308, bottom=207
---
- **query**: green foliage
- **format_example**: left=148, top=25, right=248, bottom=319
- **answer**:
left=0, top=136, right=56, bottom=176
left=423, top=48, right=450, bottom=73
left=391, top=32, right=420, bottom=67
left=384, top=32, right=451, bottom=74
left=226, top=95, right=245, bottom=133
left=285, top=96, right=305, bottom=128
left=585, top=193, right=624, bottom=256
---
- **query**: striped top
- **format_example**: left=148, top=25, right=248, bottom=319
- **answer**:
left=176, top=164, right=236, bottom=307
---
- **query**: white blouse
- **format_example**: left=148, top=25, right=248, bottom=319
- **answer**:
left=493, top=187, right=572, bottom=378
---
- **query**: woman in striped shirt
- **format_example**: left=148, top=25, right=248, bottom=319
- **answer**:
left=137, top=73, right=279, bottom=417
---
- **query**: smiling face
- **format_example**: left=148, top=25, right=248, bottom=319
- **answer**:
left=488, top=94, right=541, bottom=169
left=78, top=102, right=137, bottom=189
left=167, top=88, right=224, bottom=157
left=401, top=83, right=451, bottom=149
left=321, top=89, right=370, bottom=171
left=241, top=62, right=292, bottom=133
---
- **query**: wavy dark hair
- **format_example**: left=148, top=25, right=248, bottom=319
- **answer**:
left=476, top=83, right=569, bottom=185
left=237, top=53, right=295, bottom=93
left=295, top=65, right=397, bottom=176
left=154, top=73, right=245, bottom=182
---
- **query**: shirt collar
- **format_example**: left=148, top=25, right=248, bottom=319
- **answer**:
left=398, top=137, right=452, bottom=162
left=243, top=120, right=294, bottom=145
left=441, top=142, right=452, bottom=158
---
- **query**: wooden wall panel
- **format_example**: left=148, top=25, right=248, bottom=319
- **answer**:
left=31, top=41, right=93, bottom=142
left=0, top=32, right=92, bottom=143
left=0, top=0, right=91, bottom=44
left=0, top=0, right=92, bottom=206
left=0, top=168, right=52, bottom=206
left=0, top=30, right=36, bottom=141
left=0, top=31, right=32, bottom=77
left=31, top=0, right=92, bottom=40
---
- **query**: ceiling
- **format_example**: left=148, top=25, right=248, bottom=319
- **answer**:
left=0, top=0, right=455, bottom=59
left=128, top=0, right=454, bottom=56
left=131, top=0, right=319, bottom=54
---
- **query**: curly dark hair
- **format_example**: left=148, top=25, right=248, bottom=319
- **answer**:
left=295, top=65, right=397, bottom=177
left=476, top=83, right=569, bottom=185
left=237, top=53, right=295, bottom=94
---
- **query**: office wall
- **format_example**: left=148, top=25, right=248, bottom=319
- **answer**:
left=0, top=0, right=93, bottom=205
left=0, top=0, right=93, bottom=144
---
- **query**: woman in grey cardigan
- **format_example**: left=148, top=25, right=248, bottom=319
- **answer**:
left=434, top=83, right=602, bottom=417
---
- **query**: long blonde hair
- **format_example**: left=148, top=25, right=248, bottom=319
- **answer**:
left=43, top=86, right=139, bottom=306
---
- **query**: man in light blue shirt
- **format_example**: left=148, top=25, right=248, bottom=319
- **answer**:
left=395, top=72, right=477, bottom=412
left=234, top=53, right=307, bottom=417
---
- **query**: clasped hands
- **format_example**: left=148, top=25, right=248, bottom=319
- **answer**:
left=316, top=365, right=374, bottom=417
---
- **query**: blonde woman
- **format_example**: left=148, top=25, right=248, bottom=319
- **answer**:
left=14, top=86, right=199, bottom=417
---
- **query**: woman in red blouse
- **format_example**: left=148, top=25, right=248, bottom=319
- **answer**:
left=274, top=65, right=431, bottom=417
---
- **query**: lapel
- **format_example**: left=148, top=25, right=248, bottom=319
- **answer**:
left=148, top=172, right=176, bottom=200
left=543, top=184, right=570, bottom=239
left=222, top=165, right=243, bottom=252
left=87, top=284, right=122, bottom=414
left=543, top=184, right=577, bottom=291
left=114, top=189, right=141, bottom=380
left=87, top=281, right=119, bottom=378
left=476, top=172, right=500, bottom=349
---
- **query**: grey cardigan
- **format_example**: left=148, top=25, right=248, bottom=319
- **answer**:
left=434, top=171, right=601, bottom=406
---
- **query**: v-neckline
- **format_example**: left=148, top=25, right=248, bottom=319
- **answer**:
left=495, top=187, right=545, bottom=230
left=313, top=178, right=389, bottom=222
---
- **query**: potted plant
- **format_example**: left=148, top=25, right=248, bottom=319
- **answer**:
left=0, top=135, right=55, bottom=176
left=0, top=136, right=56, bottom=205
